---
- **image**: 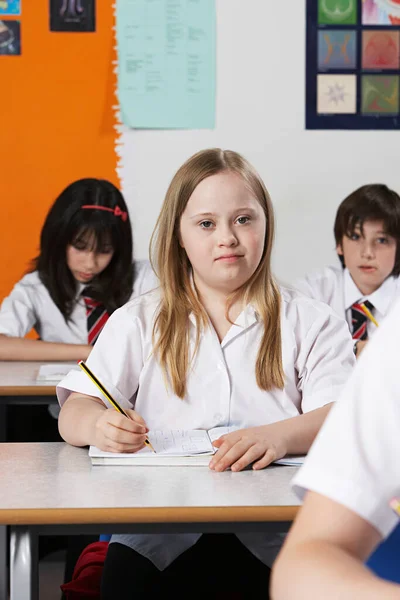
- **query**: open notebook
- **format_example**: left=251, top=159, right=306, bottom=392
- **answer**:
left=89, top=427, right=305, bottom=467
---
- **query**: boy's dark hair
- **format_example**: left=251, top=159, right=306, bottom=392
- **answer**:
left=334, top=184, right=400, bottom=276
left=31, top=178, right=134, bottom=320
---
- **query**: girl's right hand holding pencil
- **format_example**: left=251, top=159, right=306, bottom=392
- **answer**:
left=93, top=407, right=149, bottom=454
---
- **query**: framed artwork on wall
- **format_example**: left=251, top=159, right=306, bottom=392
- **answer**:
left=306, top=0, right=400, bottom=129
left=50, top=0, right=95, bottom=32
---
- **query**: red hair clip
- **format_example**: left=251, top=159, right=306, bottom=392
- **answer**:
left=81, top=205, right=128, bottom=222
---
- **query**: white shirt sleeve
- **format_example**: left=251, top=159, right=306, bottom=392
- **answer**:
left=293, top=275, right=317, bottom=300
left=293, top=300, right=400, bottom=537
left=56, top=304, right=145, bottom=410
left=294, top=299, right=355, bottom=413
left=0, top=277, right=37, bottom=337
left=293, top=267, right=340, bottom=309
left=132, top=260, right=159, bottom=298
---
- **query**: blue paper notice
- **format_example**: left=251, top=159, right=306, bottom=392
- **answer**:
left=116, top=0, right=216, bottom=129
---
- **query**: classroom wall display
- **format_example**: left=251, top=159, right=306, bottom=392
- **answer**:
left=50, top=0, right=95, bottom=32
left=306, top=0, right=400, bottom=128
left=0, top=0, right=21, bottom=15
left=0, top=2, right=117, bottom=303
left=0, top=19, right=20, bottom=54
left=116, top=0, right=216, bottom=129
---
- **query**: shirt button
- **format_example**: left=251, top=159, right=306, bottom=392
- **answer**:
left=214, top=413, right=222, bottom=421
left=217, top=362, right=224, bottom=371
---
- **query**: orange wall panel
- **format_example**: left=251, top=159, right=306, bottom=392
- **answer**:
left=0, top=2, right=118, bottom=299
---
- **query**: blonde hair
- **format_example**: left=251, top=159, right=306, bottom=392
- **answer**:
left=150, top=148, right=284, bottom=398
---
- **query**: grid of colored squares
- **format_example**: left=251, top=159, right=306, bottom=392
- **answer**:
left=316, top=0, right=400, bottom=116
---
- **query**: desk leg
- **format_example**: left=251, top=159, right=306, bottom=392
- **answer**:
left=10, top=527, right=38, bottom=600
left=0, top=526, right=7, bottom=600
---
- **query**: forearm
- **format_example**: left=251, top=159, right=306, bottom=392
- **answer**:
left=0, top=335, right=91, bottom=361
left=58, top=395, right=105, bottom=447
left=271, top=403, right=332, bottom=455
left=272, top=541, right=400, bottom=600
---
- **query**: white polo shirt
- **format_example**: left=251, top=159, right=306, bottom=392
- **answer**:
left=57, top=285, right=355, bottom=569
left=293, top=297, right=400, bottom=539
left=0, top=260, right=158, bottom=343
left=295, top=264, right=400, bottom=338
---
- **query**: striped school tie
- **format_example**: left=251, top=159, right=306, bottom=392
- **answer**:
left=81, top=289, right=109, bottom=345
left=351, top=300, right=374, bottom=341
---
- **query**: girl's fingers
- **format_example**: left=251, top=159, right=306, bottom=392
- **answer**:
left=104, top=421, right=148, bottom=446
left=231, top=445, right=278, bottom=472
left=211, top=435, right=226, bottom=448
left=125, top=408, right=148, bottom=428
left=210, top=439, right=251, bottom=471
left=107, top=411, right=147, bottom=434
left=252, top=448, right=277, bottom=471
left=104, top=437, right=147, bottom=454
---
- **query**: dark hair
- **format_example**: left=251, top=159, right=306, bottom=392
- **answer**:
left=31, top=178, right=134, bottom=319
left=334, top=184, right=400, bottom=276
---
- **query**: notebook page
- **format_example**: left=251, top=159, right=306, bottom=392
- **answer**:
left=207, top=426, right=240, bottom=445
left=148, top=429, right=214, bottom=455
left=89, top=429, right=216, bottom=459
left=274, top=456, right=305, bottom=466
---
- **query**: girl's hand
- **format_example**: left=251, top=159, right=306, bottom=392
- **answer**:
left=209, top=425, right=288, bottom=472
left=93, top=408, right=149, bottom=453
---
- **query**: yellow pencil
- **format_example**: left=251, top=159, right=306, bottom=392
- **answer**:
left=390, top=497, right=400, bottom=516
left=78, top=360, right=156, bottom=453
left=360, top=303, right=379, bottom=328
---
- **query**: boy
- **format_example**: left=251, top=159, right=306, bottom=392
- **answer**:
left=270, top=297, right=400, bottom=600
left=296, top=184, right=400, bottom=357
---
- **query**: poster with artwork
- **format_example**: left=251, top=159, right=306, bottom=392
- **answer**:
left=0, top=1, right=21, bottom=16
left=50, top=0, right=95, bottom=32
left=0, top=19, right=20, bottom=55
left=363, top=0, right=400, bottom=24
left=306, top=0, right=400, bottom=129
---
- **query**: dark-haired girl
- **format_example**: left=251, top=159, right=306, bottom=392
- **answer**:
left=0, top=178, right=158, bottom=585
left=0, top=177, right=157, bottom=362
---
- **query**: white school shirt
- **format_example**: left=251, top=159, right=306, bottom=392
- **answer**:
left=57, top=285, right=355, bottom=570
left=292, top=297, right=400, bottom=540
left=0, top=260, right=158, bottom=342
left=295, top=264, right=400, bottom=338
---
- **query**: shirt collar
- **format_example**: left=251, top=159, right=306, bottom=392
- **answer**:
left=186, top=271, right=258, bottom=332
left=76, top=282, right=87, bottom=301
left=188, top=301, right=258, bottom=329
left=344, top=268, right=396, bottom=315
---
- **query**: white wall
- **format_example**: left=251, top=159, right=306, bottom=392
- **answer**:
left=118, top=0, right=400, bottom=286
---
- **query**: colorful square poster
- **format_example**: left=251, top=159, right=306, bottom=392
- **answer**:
left=318, top=30, right=357, bottom=69
left=307, top=0, right=400, bottom=128
left=362, top=30, right=400, bottom=69
left=0, top=1, right=21, bottom=16
left=317, top=74, right=357, bottom=112
left=318, top=0, right=357, bottom=24
left=362, top=0, right=400, bottom=25
left=361, top=75, right=399, bottom=113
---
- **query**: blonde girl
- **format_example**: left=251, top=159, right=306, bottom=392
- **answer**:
left=57, top=149, right=354, bottom=598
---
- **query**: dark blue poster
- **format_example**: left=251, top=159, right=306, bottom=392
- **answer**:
left=306, top=0, right=400, bottom=129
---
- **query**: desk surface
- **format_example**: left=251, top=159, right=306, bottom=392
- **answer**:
left=0, top=443, right=301, bottom=525
left=0, top=362, right=62, bottom=396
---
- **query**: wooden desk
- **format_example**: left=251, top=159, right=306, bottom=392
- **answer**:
left=0, top=362, right=69, bottom=600
left=0, top=361, right=58, bottom=397
left=0, top=442, right=300, bottom=600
